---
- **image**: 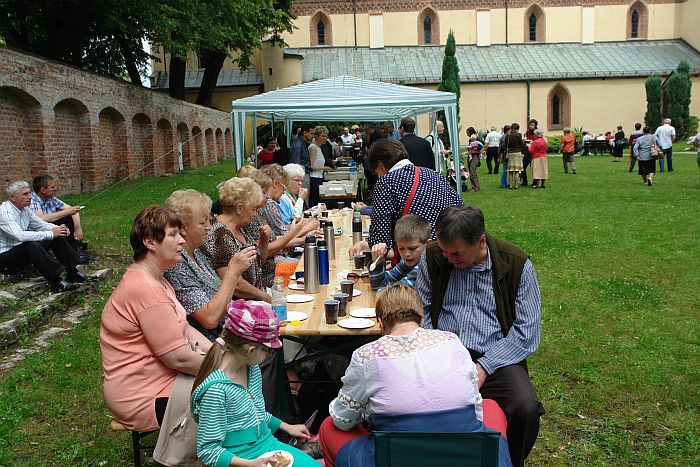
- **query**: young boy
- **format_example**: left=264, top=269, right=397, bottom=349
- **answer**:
left=369, top=214, right=430, bottom=290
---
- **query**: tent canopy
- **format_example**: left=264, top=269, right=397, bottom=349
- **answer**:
left=231, top=75, right=461, bottom=186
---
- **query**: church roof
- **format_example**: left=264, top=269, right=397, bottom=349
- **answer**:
left=287, top=40, right=700, bottom=84
left=150, top=67, right=262, bottom=90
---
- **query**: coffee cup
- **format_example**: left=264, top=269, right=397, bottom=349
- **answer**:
left=332, top=292, right=349, bottom=317
left=362, top=249, right=373, bottom=270
left=339, top=280, right=355, bottom=301
left=324, top=300, right=340, bottom=324
left=353, top=255, right=365, bottom=270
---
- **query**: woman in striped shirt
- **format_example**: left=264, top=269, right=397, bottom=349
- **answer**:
left=191, top=300, right=319, bottom=466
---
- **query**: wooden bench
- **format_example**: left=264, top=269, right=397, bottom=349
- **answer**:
left=109, top=420, right=157, bottom=467
left=584, top=139, right=613, bottom=155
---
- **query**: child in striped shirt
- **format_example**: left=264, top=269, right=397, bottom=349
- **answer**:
left=369, top=214, right=430, bottom=290
left=190, top=300, right=319, bottom=467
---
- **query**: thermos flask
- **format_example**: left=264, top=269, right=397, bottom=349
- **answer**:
left=303, top=236, right=319, bottom=293
left=323, top=220, right=336, bottom=259
left=352, top=210, right=363, bottom=244
left=317, top=239, right=329, bottom=285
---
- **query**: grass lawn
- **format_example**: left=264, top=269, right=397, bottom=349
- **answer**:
left=1, top=154, right=698, bottom=465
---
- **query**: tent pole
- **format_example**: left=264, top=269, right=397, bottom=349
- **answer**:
left=446, top=103, right=461, bottom=193
left=432, top=115, right=440, bottom=174
left=252, top=114, right=258, bottom=167
left=271, top=116, right=275, bottom=137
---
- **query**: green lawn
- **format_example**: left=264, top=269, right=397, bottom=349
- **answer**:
left=0, top=155, right=698, bottom=465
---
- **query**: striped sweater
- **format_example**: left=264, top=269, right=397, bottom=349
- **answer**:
left=368, top=258, right=418, bottom=290
left=191, top=366, right=281, bottom=467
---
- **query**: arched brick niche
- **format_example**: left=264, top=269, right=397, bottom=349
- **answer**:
left=52, top=98, right=91, bottom=193
left=0, top=87, right=45, bottom=186
left=156, top=118, right=175, bottom=174
left=98, top=107, right=128, bottom=184
left=132, top=113, right=154, bottom=177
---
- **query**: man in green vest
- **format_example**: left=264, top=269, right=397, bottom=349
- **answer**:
left=416, top=205, right=545, bottom=466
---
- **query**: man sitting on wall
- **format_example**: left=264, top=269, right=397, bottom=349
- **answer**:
left=0, top=181, right=89, bottom=292
left=31, top=175, right=91, bottom=264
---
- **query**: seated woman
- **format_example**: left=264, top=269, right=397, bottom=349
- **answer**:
left=201, top=177, right=272, bottom=302
left=164, top=189, right=256, bottom=341
left=279, top=163, right=308, bottom=224
left=318, top=284, right=511, bottom=467
left=100, top=206, right=213, bottom=463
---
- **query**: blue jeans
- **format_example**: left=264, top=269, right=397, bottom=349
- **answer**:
left=663, top=147, right=673, bottom=171
left=500, top=159, right=508, bottom=187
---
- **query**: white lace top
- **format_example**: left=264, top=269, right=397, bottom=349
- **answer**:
left=329, top=327, right=482, bottom=430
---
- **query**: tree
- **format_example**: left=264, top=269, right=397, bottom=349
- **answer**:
left=666, top=60, right=692, bottom=138
left=437, top=30, right=460, bottom=147
left=645, top=76, right=662, bottom=130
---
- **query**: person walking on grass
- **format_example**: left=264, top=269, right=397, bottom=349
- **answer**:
left=628, top=123, right=643, bottom=172
left=467, top=134, right=483, bottom=192
left=528, top=129, right=548, bottom=188
left=654, top=118, right=675, bottom=172
left=561, top=128, right=576, bottom=174
left=633, top=127, right=656, bottom=186
left=506, top=123, right=526, bottom=190
left=613, top=125, right=626, bottom=163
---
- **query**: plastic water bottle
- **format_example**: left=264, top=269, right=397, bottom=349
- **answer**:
left=271, top=276, right=287, bottom=324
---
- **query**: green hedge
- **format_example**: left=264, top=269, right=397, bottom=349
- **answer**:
left=546, top=135, right=562, bottom=153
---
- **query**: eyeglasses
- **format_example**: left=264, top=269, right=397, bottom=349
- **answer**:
left=346, top=272, right=370, bottom=283
left=258, top=345, right=276, bottom=356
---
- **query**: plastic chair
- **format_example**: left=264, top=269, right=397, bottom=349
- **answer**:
left=374, top=431, right=502, bottom=467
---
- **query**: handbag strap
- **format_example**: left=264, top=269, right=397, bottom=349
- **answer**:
left=392, top=165, right=421, bottom=266
left=402, top=165, right=420, bottom=217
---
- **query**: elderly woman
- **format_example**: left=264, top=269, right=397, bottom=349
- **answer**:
left=309, top=126, right=333, bottom=207
left=163, top=190, right=256, bottom=341
left=528, top=129, right=548, bottom=189
left=201, top=177, right=272, bottom=302
left=100, top=205, right=212, bottom=439
left=633, top=126, right=656, bottom=186
left=279, top=163, right=308, bottom=223
left=506, top=123, right=526, bottom=190
left=318, top=285, right=510, bottom=467
left=349, top=138, right=462, bottom=261
left=260, top=164, right=316, bottom=244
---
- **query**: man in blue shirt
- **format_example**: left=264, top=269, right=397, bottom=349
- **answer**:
left=289, top=123, right=314, bottom=188
left=416, top=205, right=545, bottom=467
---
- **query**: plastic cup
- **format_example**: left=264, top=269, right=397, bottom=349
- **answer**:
left=353, top=255, right=365, bottom=270
left=324, top=300, right=340, bottom=324
left=362, top=249, right=373, bottom=270
left=296, top=271, right=304, bottom=285
left=340, top=280, right=355, bottom=301
left=332, top=292, right=349, bottom=317
left=338, top=201, right=345, bottom=210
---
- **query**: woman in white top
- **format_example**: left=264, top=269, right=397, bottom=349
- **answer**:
left=318, top=284, right=511, bottom=467
left=308, top=126, right=333, bottom=208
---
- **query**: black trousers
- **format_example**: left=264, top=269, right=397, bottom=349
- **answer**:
left=0, top=238, right=78, bottom=283
left=486, top=146, right=500, bottom=174
left=521, top=153, right=531, bottom=186
left=309, top=177, right=323, bottom=208
left=54, top=214, right=79, bottom=250
left=477, top=362, right=545, bottom=467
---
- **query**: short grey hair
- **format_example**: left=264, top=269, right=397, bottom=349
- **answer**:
left=6, top=181, right=29, bottom=197
left=283, top=163, right=305, bottom=179
left=534, top=129, right=544, bottom=138
left=663, top=118, right=671, bottom=124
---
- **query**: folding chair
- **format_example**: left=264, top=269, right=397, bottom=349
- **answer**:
left=374, top=431, right=502, bottom=467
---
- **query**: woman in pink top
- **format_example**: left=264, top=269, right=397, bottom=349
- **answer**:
left=528, top=129, right=549, bottom=189
left=100, top=206, right=219, bottom=432
left=318, top=285, right=510, bottom=467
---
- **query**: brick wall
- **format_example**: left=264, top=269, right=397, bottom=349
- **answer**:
left=0, top=47, right=233, bottom=195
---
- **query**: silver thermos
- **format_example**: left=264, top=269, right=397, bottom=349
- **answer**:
left=352, top=210, right=363, bottom=244
left=323, top=220, right=336, bottom=259
left=303, top=235, right=319, bottom=293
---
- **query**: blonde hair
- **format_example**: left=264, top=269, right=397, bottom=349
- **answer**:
left=247, top=169, right=272, bottom=192
left=394, top=214, right=430, bottom=244
left=218, top=177, right=263, bottom=214
left=315, top=126, right=329, bottom=137
left=375, top=284, right=423, bottom=329
left=236, top=165, right=257, bottom=178
left=260, top=164, right=288, bottom=186
left=165, top=189, right=212, bottom=225
left=191, top=329, right=259, bottom=395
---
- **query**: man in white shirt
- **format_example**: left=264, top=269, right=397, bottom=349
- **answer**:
left=0, top=181, right=87, bottom=291
left=485, top=126, right=502, bottom=174
left=654, top=118, right=676, bottom=172
left=425, top=120, right=450, bottom=173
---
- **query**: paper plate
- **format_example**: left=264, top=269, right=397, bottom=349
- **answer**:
left=287, top=283, right=304, bottom=291
left=349, top=307, right=376, bottom=318
left=337, top=317, right=375, bottom=329
left=286, top=311, right=309, bottom=322
left=285, top=294, right=315, bottom=303
left=332, top=286, right=362, bottom=297
left=258, top=450, right=294, bottom=467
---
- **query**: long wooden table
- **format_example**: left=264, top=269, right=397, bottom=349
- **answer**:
left=281, top=210, right=380, bottom=337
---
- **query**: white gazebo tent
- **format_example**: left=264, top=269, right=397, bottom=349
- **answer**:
left=231, top=75, right=462, bottom=189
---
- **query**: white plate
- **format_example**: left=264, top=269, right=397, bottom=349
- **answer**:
left=349, top=307, right=376, bottom=318
left=286, top=311, right=309, bottom=322
left=289, top=274, right=296, bottom=280
left=258, top=450, right=294, bottom=467
left=285, top=294, right=315, bottom=303
left=331, top=287, right=362, bottom=297
left=337, top=317, right=376, bottom=329
left=287, top=283, right=304, bottom=290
